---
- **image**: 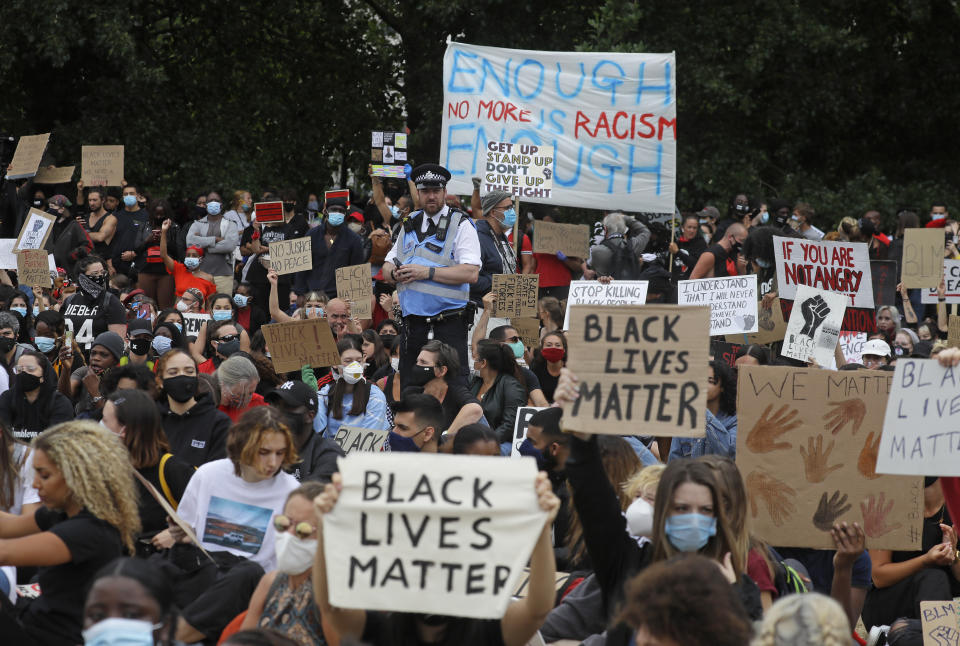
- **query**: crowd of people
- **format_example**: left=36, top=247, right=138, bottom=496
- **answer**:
left=0, top=158, right=956, bottom=646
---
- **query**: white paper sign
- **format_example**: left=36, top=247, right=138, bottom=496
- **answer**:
left=333, top=425, right=389, bottom=454
left=562, top=280, right=648, bottom=330
left=0, top=239, right=55, bottom=271
left=876, top=359, right=960, bottom=476
left=486, top=140, right=554, bottom=198
left=781, top=285, right=847, bottom=366
left=440, top=42, right=676, bottom=212
left=323, top=453, right=547, bottom=619
left=921, top=260, right=960, bottom=304
left=677, top=275, right=758, bottom=336
left=511, top=407, right=547, bottom=457
left=182, top=312, right=210, bottom=339
left=773, top=236, right=874, bottom=308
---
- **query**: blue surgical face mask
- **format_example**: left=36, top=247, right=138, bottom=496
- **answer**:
left=206, top=201, right=221, bottom=216
left=760, top=211, right=769, bottom=224
left=123, top=195, right=138, bottom=208
left=240, top=202, right=251, bottom=212
left=34, top=336, right=56, bottom=353
left=151, top=335, right=173, bottom=356
left=234, top=294, right=249, bottom=308
left=82, top=617, right=159, bottom=646
left=387, top=430, right=422, bottom=452
left=32, top=306, right=39, bottom=317
left=10, top=306, right=26, bottom=318
left=327, top=211, right=345, bottom=227
left=307, top=200, right=320, bottom=212
left=664, top=513, right=717, bottom=552
left=390, top=205, right=400, bottom=218
left=184, top=257, right=200, bottom=270
left=212, top=310, right=232, bottom=322
left=507, top=340, right=524, bottom=359
left=500, top=207, right=517, bottom=228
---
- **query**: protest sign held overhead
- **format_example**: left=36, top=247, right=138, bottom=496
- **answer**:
left=33, top=165, right=76, bottom=185
left=268, top=237, right=312, bottom=276
left=371, top=130, right=408, bottom=177
left=511, top=407, right=546, bottom=457
left=781, top=285, right=847, bottom=367
left=902, top=229, right=945, bottom=288
left=336, top=263, right=373, bottom=319
left=81, top=145, right=124, bottom=186
left=14, top=208, right=56, bottom=253
left=532, top=221, right=590, bottom=260
left=725, top=297, right=787, bottom=345
left=678, top=275, right=758, bottom=336
left=333, top=425, right=389, bottom=454
left=254, top=201, right=284, bottom=224
left=262, top=318, right=340, bottom=373
left=773, top=236, right=873, bottom=308
left=440, top=42, right=676, bottom=212
left=483, top=140, right=553, bottom=198
left=876, top=359, right=960, bottom=477
left=736, top=365, right=922, bottom=550
left=562, top=304, right=709, bottom=437
left=562, top=280, right=647, bottom=329
left=323, top=453, right=547, bottom=619
left=491, top=274, right=538, bottom=318
left=921, top=259, right=960, bottom=304
left=5, top=133, right=50, bottom=180
left=17, top=249, right=51, bottom=288
left=0, top=240, right=54, bottom=271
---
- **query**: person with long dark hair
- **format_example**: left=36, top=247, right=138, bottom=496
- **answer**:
left=315, top=337, right=389, bottom=438
left=360, top=329, right=390, bottom=379
left=469, top=339, right=526, bottom=446
left=529, top=331, right=566, bottom=403
left=668, top=360, right=738, bottom=460
left=0, top=350, right=73, bottom=441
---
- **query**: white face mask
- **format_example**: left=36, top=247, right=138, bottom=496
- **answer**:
left=82, top=617, right=159, bottom=645
left=274, top=531, right=317, bottom=575
left=625, top=497, right=654, bottom=538
left=342, top=360, right=365, bottom=384
left=390, top=357, right=400, bottom=372
left=175, top=300, right=190, bottom=312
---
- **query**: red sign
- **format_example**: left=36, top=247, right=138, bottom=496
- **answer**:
left=255, top=201, right=284, bottom=224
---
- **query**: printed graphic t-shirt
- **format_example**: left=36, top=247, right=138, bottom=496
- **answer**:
left=177, top=458, right=299, bottom=570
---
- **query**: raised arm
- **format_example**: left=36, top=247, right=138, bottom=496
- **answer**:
left=370, top=170, right=394, bottom=230
left=267, top=270, right=294, bottom=323
left=897, top=282, right=918, bottom=324
left=160, top=219, right=176, bottom=273
left=471, top=177, right=482, bottom=217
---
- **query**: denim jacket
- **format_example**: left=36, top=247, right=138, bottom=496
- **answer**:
left=668, top=409, right=738, bottom=461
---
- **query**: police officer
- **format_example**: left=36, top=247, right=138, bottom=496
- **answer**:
left=382, top=164, right=481, bottom=384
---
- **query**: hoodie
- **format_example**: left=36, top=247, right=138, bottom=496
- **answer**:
left=159, top=392, right=231, bottom=468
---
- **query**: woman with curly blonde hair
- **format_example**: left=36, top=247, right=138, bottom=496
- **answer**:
left=0, top=420, right=140, bottom=646
left=752, top=593, right=850, bottom=646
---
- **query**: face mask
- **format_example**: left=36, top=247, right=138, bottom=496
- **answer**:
left=212, top=310, right=232, bottom=322
left=163, top=375, right=198, bottom=403
left=274, top=531, right=318, bottom=575
left=129, top=337, right=150, bottom=356
left=305, top=306, right=324, bottom=318
left=760, top=211, right=769, bottom=224
left=625, top=497, right=654, bottom=538
left=283, top=201, right=296, bottom=212
left=348, top=222, right=363, bottom=234
left=893, top=345, right=906, bottom=357
left=82, top=617, right=158, bottom=646
left=387, top=430, right=421, bottom=452
left=234, top=294, right=249, bottom=308
left=507, top=340, right=524, bottom=359
left=499, top=208, right=518, bottom=228
left=327, top=211, right=345, bottom=227
left=34, top=336, right=56, bottom=353
left=734, top=203, right=750, bottom=214
left=79, top=273, right=106, bottom=300
left=17, top=372, right=42, bottom=391
left=172, top=322, right=182, bottom=333
left=541, top=347, right=565, bottom=363
left=390, top=205, right=400, bottom=218
left=122, top=195, right=137, bottom=208
left=517, top=438, right=548, bottom=471
left=10, top=306, right=26, bottom=318
left=32, top=198, right=44, bottom=208
left=0, top=337, right=16, bottom=354
left=217, top=338, right=241, bottom=358
left=32, top=306, right=39, bottom=317
left=342, top=361, right=365, bottom=384
left=730, top=241, right=742, bottom=256
left=307, top=200, right=319, bottom=212
left=664, top=513, right=717, bottom=552
left=756, top=257, right=772, bottom=269
left=932, top=213, right=947, bottom=221
left=390, top=357, right=400, bottom=372
left=184, top=257, right=201, bottom=271
left=703, top=234, right=711, bottom=244
left=175, top=299, right=191, bottom=312
left=790, top=214, right=799, bottom=222
left=206, top=201, right=222, bottom=216
left=408, top=364, right=436, bottom=386
left=151, top=335, right=173, bottom=356
left=241, top=202, right=251, bottom=212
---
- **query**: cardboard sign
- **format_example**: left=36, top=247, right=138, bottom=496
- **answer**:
left=902, top=229, right=945, bottom=288
left=532, top=221, right=590, bottom=259
left=131, top=470, right=215, bottom=564
left=17, top=249, right=51, bottom=287
left=333, top=425, right=389, bottom=454
left=269, top=236, right=312, bottom=276
left=871, top=260, right=899, bottom=307
left=678, top=275, right=758, bottom=336
left=562, top=280, right=648, bottom=330
left=562, top=304, right=709, bottom=437
left=511, top=318, right=541, bottom=350
left=32, top=165, right=76, bottom=185
left=510, top=407, right=547, bottom=456
left=781, top=285, right=847, bottom=366
left=80, top=145, right=124, bottom=186
left=949, top=316, right=960, bottom=349
left=181, top=312, right=210, bottom=340
left=780, top=299, right=877, bottom=335
left=441, top=42, right=676, bottom=212
left=323, top=453, right=547, bottom=619
left=0, top=240, right=54, bottom=271
left=262, top=318, right=340, bottom=373
left=254, top=201, right=284, bottom=224
left=5, top=133, right=50, bottom=180
left=921, top=260, right=960, bottom=304
left=371, top=130, right=408, bottom=177
left=773, top=236, right=873, bottom=308
left=724, top=297, right=787, bottom=345
left=877, top=359, right=960, bottom=476
left=13, top=208, right=56, bottom=253
left=483, top=140, right=553, bottom=199
left=335, top=263, right=373, bottom=320
left=920, top=601, right=960, bottom=646
left=491, top=274, right=539, bottom=318
left=735, top=365, right=922, bottom=550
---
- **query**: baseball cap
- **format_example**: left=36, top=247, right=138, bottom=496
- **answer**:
left=861, top=339, right=891, bottom=358
left=697, top=206, right=720, bottom=220
left=266, top=380, right=318, bottom=413
left=127, top=319, right=154, bottom=337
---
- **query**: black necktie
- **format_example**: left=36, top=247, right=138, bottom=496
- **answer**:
left=417, top=215, right=437, bottom=242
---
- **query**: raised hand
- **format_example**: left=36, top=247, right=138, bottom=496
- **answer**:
left=823, top=398, right=867, bottom=436
left=799, top=434, right=845, bottom=483
left=861, top=492, right=902, bottom=538
left=799, top=294, right=830, bottom=336
left=813, top=490, right=851, bottom=531
left=857, top=432, right=882, bottom=480
left=161, top=218, right=172, bottom=232
left=831, top=522, right=866, bottom=570
left=746, top=470, right=796, bottom=527
left=745, top=404, right=801, bottom=453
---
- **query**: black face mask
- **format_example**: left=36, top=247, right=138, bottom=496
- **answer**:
left=17, top=372, right=42, bottom=392
left=32, top=199, right=44, bottom=208
left=730, top=241, right=743, bottom=256
left=283, top=202, right=296, bottom=212
left=193, top=205, right=207, bottom=219
left=0, top=337, right=16, bottom=354
left=129, top=337, right=151, bottom=356
left=163, top=375, right=198, bottom=403
left=734, top=203, right=749, bottom=214
left=78, top=273, right=106, bottom=301
left=408, top=365, right=436, bottom=386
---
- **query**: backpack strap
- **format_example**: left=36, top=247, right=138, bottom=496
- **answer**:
left=158, top=453, right=178, bottom=510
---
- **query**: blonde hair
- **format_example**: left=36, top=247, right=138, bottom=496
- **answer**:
left=931, top=340, right=949, bottom=356
left=623, top=464, right=665, bottom=500
left=752, top=593, right=850, bottom=646
left=32, top=421, right=141, bottom=554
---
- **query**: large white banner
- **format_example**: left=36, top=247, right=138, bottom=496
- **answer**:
left=323, top=453, right=547, bottom=619
left=773, top=236, right=874, bottom=309
left=441, top=42, right=676, bottom=212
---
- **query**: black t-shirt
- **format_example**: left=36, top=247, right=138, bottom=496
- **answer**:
left=361, top=611, right=505, bottom=646
left=707, top=243, right=730, bottom=277
left=61, top=290, right=126, bottom=351
left=137, top=455, right=195, bottom=538
left=245, top=222, right=293, bottom=313
left=532, top=364, right=559, bottom=403
left=892, top=505, right=952, bottom=564
left=440, top=383, right=482, bottom=430
left=23, top=507, right=123, bottom=646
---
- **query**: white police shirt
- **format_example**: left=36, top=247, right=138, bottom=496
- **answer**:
left=384, top=205, right=481, bottom=268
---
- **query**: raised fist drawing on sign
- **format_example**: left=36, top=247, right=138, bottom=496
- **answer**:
left=800, top=294, right=831, bottom=336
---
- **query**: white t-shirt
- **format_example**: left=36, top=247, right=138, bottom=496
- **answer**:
left=177, top=458, right=298, bottom=570
left=384, top=205, right=481, bottom=267
left=2, top=446, right=40, bottom=602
